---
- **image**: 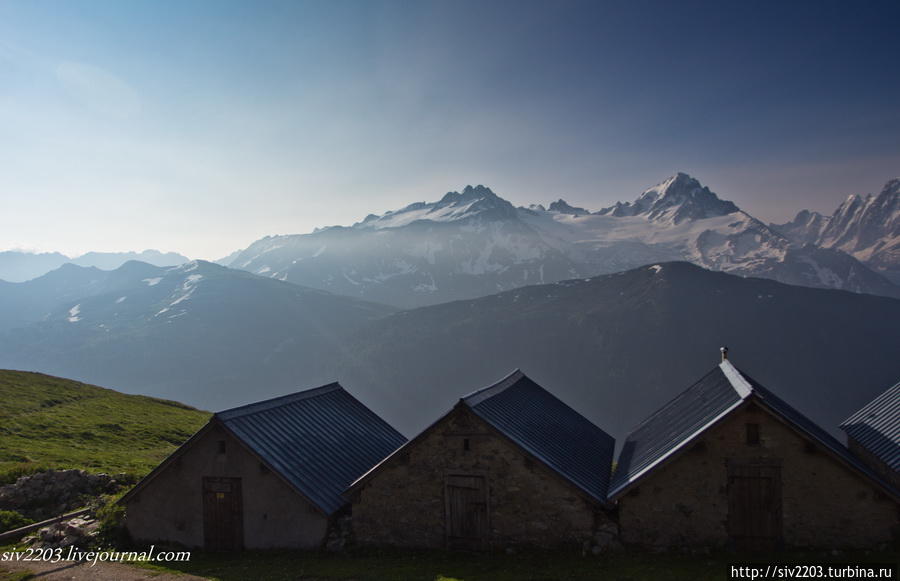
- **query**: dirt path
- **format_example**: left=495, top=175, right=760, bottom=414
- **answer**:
left=0, top=558, right=210, bottom=580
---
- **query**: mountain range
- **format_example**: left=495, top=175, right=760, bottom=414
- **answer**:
left=0, top=259, right=896, bottom=442
left=772, top=177, right=900, bottom=284
left=226, top=173, right=900, bottom=307
left=0, top=250, right=189, bottom=283
left=1, top=173, right=897, bottom=441
left=0, top=260, right=392, bottom=405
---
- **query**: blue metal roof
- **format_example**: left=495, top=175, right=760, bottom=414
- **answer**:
left=840, top=381, right=900, bottom=472
left=609, top=360, right=899, bottom=500
left=462, top=370, right=615, bottom=503
left=217, top=383, right=407, bottom=515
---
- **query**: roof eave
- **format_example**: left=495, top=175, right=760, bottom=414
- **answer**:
left=345, top=402, right=464, bottom=496
left=467, top=406, right=613, bottom=507
left=750, top=396, right=900, bottom=502
left=607, top=397, right=748, bottom=501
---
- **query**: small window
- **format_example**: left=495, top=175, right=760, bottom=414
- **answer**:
left=746, top=423, right=760, bottom=446
left=217, top=440, right=226, bottom=454
left=463, top=438, right=471, bottom=451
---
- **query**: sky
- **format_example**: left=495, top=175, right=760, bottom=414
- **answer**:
left=0, top=0, right=898, bottom=259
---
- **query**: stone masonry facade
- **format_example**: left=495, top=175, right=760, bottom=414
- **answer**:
left=350, top=405, right=614, bottom=549
left=618, top=403, right=899, bottom=549
left=124, top=422, right=329, bottom=549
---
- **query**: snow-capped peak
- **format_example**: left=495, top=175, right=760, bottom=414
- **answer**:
left=770, top=177, right=900, bottom=284
left=597, top=172, right=739, bottom=224
left=355, top=185, right=518, bottom=229
left=548, top=199, right=590, bottom=216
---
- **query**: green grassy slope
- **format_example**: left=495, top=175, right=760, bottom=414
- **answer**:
left=0, top=370, right=210, bottom=482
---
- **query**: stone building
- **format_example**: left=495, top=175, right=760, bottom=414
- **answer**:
left=841, top=381, right=899, bottom=490
left=121, top=383, right=406, bottom=550
left=609, top=353, right=899, bottom=550
left=346, top=370, right=616, bottom=550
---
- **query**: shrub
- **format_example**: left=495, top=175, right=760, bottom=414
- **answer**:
left=0, top=509, right=34, bottom=532
left=95, top=493, right=131, bottom=548
left=0, top=463, right=49, bottom=486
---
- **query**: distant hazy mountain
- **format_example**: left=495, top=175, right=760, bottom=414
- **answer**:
left=333, top=262, right=900, bottom=441
left=0, top=251, right=70, bottom=283
left=230, top=174, right=899, bottom=307
left=0, top=249, right=190, bottom=282
left=0, top=261, right=895, bottom=441
left=229, top=185, right=583, bottom=307
left=0, top=260, right=394, bottom=407
left=70, top=250, right=190, bottom=271
left=215, top=248, right=244, bottom=266
left=772, top=178, right=900, bottom=284
left=0, top=261, right=161, bottom=332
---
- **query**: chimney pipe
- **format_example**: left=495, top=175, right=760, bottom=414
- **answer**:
left=720, top=346, right=729, bottom=362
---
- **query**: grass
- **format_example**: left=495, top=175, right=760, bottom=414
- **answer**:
left=136, top=548, right=900, bottom=581
left=0, top=571, right=34, bottom=581
left=0, top=370, right=210, bottom=483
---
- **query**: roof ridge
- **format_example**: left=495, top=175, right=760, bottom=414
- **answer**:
left=461, top=369, right=525, bottom=406
left=719, top=360, right=754, bottom=399
left=216, top=382, right=342, bottom=419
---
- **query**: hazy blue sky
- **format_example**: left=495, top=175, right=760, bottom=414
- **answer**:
left=1, top=0, right=898, bottom=259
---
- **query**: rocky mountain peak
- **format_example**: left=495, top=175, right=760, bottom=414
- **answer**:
left=427, top=185, right=518, bottom=220
left=547, top=199, right=590, bottom=216
left=598, top=173, right=739, bottom=223
left=770, top=177, right=900, bottom=284
left=440, top=184, right=500, bottom=204
left=352, top=185, right=519, bottom=231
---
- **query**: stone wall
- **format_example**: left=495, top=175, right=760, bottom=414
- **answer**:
left=617, top=402, right=899, bottom=549
left=124, top=421, right=329, bottom=549
left=848, top=437, right=900, bottom=490
left=350, top=405, right=613, bottom=550
left=0, top=470, right=121, bottom=520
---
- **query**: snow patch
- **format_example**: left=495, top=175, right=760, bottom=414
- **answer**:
left=649, top=264, right=663, bottom=273
left=143, top=277, right=162, bottom=286
left=115, top=296, right=127, bottom=304
left=413, top=274, right=438, bottom=292
left=67, top=304, right=81, bottom=323
left=342, top=271, right=361, bottom=286
left=156, top=274, right=203, bottom=316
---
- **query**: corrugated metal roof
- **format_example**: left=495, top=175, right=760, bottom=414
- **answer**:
left=217, top=383, right=406, bottom=515
left=462, top=370, right=615, bottom=503
left=609, top=360, right=898, bottom=500
left=840, top=381, right=900, bottom=472
left=608, top=363, right=744, bottom=499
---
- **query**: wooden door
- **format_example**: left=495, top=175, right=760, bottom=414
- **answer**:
left=202, top=477, right=243, bottom=551
left=727, top=461, right=782, bottom=551
left=445, top=474, right=488, bottom=548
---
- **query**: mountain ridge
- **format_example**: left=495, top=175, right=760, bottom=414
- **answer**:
left=772, top=178, right=900, bottom=283
left=333, top=260, right=900, bottom=441
left=228, top=173, right=900, bottom=307
left=0, top=249, right=190, bottom=283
